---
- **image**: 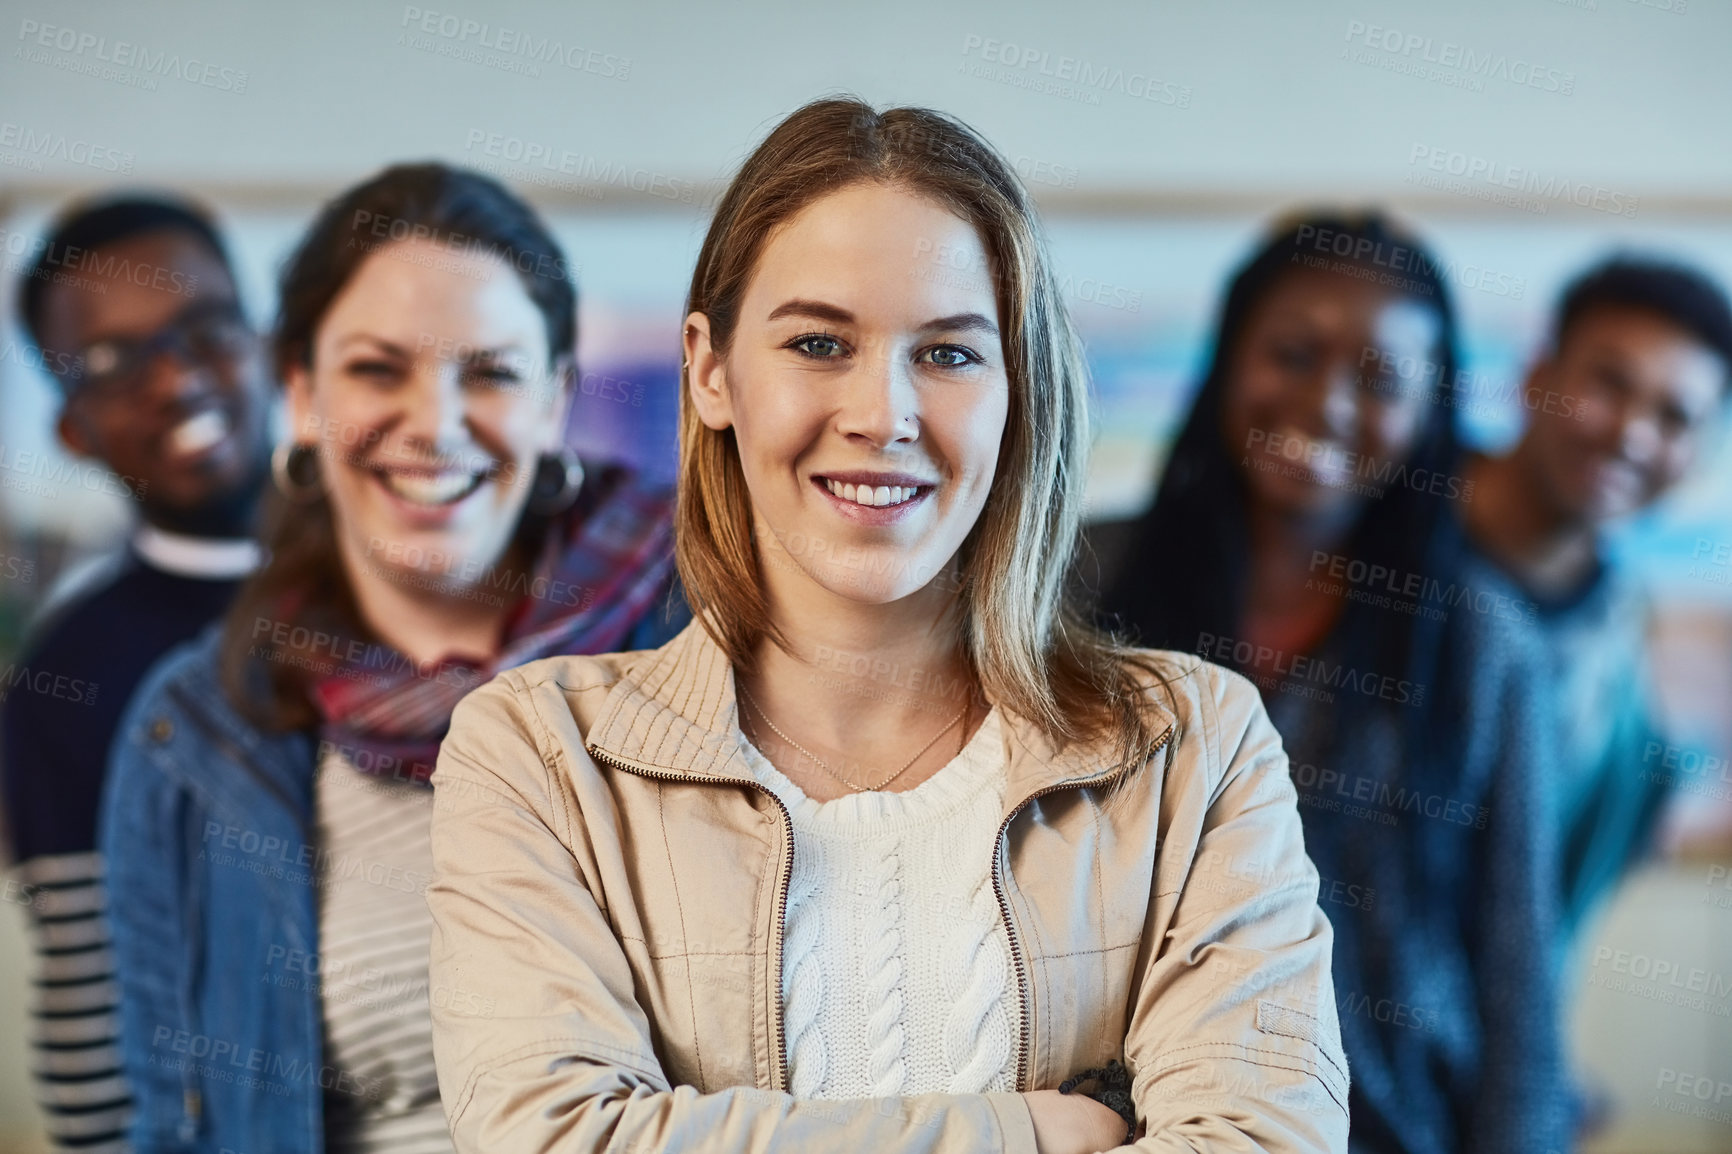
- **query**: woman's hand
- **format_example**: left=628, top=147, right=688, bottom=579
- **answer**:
left=1023, top=1088, right=1132, bottom=1154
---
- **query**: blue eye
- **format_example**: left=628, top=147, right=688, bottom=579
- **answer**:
left=922, top=344, right=979, bottom=367
left=791, top=333, right=846, bottom=358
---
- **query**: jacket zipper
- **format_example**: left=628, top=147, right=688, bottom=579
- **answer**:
left=585, top=745, right=796, bottom=1092
left=991, top=722, right=1174, bottom=1092
left=590, top=718, right=1174, bottom=1099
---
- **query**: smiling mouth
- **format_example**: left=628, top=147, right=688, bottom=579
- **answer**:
left=374, top=468, right=486, bottom=507
left=166, top=409, right=231, bottom=458
left=820, top=478, right=929, bottom=508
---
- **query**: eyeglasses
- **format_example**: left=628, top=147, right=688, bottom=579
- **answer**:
left=65, top=304, right=255, bottom=399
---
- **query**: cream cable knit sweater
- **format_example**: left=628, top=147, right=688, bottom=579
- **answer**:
left=736, top=707, right=1021, bottom=1101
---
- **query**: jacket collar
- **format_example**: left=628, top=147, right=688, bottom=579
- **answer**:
left=584, top=618, right=1175, bottom=809
left=150, top=626, right=317, bottom=822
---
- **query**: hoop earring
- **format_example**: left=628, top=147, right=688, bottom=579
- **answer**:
left=271, top=442, right=323, bottom=502
left=527, top=448, right=585, bottom=514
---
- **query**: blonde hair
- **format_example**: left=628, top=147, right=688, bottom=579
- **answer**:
left=679, top=96, right=1169, bottom=765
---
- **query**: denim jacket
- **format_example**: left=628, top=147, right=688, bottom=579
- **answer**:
left=100, top=599, right=688, bottom=1154
left=100, top=627, right=323, bottom=1153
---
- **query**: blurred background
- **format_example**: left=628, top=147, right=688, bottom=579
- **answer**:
left=1, top=0, right=1729, bottom=1148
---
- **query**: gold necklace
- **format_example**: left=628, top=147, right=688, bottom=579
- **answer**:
left=736, top=682, right=969, bottom=794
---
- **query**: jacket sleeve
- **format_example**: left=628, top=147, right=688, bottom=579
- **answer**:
left=1118, top=661, right=1350, bottom=1152
left=98, top=664, right=200, bottom=1153
left=427, top=673, right=1037, bottom=1154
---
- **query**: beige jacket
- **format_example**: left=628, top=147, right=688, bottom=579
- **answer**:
left=427, top=621, right=1349, bottom=1152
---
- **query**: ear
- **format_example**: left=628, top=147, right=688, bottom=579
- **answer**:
left=684, top=311, right=734, bottom=432
left=55, top=405, right=95, bottom=459
left=284, top=362, right=318, bottom=446
left=541, top=356, right=577, bottom=452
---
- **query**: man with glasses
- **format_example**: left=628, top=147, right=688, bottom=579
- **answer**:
left=1, top=196, right=271, bottom=1152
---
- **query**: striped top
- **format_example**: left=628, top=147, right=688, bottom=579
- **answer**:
left=15, top=851, right=130, bottom=1152
left=313, top=749, right=452, bottom=1153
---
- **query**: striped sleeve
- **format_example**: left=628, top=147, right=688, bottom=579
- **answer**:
left=15, top=851, right=132, bottom=1152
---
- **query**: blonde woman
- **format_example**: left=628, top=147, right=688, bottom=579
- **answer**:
left=428, top=99, right=1348, bottom=1153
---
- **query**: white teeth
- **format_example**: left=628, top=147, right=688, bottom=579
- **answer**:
left=380, top=470, right=482, bottom=506
left=168, top=410, right=229, bottom=456
left=822, top=478, right=921, bottom=507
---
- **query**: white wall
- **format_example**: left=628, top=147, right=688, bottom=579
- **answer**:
left=1, top=0, right=1728, bottom=205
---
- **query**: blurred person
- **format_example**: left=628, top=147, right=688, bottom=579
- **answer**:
left=99, top=163, right=687, bottom=1153
left=0, top=195, right=271, bottom=1153
left=426, top=98, right=1347, bottom=1154
left=1461, top=258, right=1732, bottom=944
left=1093, top=212, right=1569, bottom=1153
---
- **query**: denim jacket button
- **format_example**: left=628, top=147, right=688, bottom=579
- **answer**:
left=149, top=717, right=174, bottom=743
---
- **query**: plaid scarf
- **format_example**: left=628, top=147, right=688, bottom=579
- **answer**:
left=309, top=463, right=677, bottom=785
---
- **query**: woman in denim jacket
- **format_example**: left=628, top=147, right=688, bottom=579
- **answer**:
left=99, top=163, right=685, bottom=1153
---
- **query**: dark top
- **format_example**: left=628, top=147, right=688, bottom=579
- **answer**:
left=1083, top=519, right=1571, bottom=1154
left=1460, top=541, right=1671, bottom=945
left=1, top=548, right=243, bottom=861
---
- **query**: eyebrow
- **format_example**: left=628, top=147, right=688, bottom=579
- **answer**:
left=765, top=298, right=999, bottom=338
left=334, top=333, right=413, bottom=357
left=333, top=334, right=527, bottom=360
